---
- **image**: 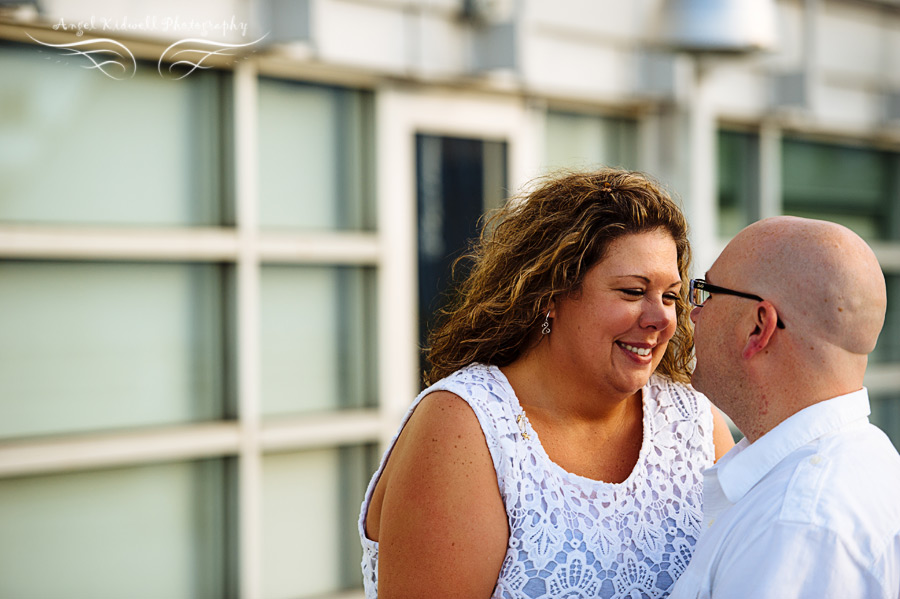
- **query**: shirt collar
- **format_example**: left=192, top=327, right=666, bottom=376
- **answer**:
left=715, top=388, right=871, bottom=503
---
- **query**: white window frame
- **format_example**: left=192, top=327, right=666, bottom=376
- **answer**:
left=374, top=85, right=543, bottom=441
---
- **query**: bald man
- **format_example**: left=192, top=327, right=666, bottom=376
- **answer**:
left=670, top=216, right=900, bottom=599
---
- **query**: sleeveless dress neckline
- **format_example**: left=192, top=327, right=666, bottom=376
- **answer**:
left=491, top=365, right=652, bottom=488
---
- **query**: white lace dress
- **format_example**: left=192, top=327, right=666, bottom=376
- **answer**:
left=359, top=363, right=715, bottom=598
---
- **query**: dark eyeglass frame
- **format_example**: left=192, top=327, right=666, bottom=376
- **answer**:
left=689, top=278, right=786, bottom=329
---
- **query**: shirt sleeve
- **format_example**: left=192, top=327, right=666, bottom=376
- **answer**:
left=710, top=520, right=889, bottom=599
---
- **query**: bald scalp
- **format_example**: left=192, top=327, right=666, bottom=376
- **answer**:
left=719, top=216, right=886, bottom=355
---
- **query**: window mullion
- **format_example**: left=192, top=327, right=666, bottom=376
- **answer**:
left=234, top=58, right=263, bottom=599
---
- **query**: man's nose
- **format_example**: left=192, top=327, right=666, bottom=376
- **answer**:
left=690, top=305, right=702, bottom=324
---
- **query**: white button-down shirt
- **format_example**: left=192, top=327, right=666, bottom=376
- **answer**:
left=670, top=388, right=900, bottom=599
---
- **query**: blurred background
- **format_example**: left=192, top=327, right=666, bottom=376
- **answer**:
left=0, top=0, right=899, bottom=597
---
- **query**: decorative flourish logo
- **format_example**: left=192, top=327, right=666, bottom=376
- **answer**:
left=158, top=35, right=268, bottom=80
left=26, top=33, right=137, bottom=80
left=26, top=31, right=267, bottom=80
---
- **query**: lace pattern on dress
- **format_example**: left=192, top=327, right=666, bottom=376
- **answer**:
left=359, top=363, right=715, bottom=598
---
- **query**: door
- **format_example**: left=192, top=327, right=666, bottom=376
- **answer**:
left=416, top=134, right=508, bottom=375
left=375, top=87, right=540, bottom=434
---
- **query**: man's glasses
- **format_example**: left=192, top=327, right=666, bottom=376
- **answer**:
left=689, top=278, right=786, bottom=329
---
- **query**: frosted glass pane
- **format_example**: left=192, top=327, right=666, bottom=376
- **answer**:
left=545, top=111, right=638, bottom=172
left=0, top=261, right=224, bottom=439
left=871, top=392, right=900, bottom=451
left=782, top=138, right=895, bottom=240
left=260, top=266, right=376, bottom=416
left=717, top=130, right=760, bottom=238
left=783, top=138, right=886, bottom=207
left=0, top=46, right=226, bottom=226
left=0, top=460, right=227, bottom=599
left=778, top=209, right=882, bottom=239
left=872, top=275, right=900, bottom=364
left=262, top=445, right=376, bottom=599
left=258, top=78, right=374, bottom=231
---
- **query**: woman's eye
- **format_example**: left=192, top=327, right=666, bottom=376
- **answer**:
left=663, top=293, right=679, bottom=303
left=620, top=289, right=644, bottom=297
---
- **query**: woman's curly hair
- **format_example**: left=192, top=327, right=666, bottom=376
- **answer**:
left=425, top=168, right=694, bottom=386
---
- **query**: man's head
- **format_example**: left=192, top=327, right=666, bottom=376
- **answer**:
left=690, top=216, right=886, bottom=440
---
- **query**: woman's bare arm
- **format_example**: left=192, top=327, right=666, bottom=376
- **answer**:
left=374, top=391, right=509, bottom=598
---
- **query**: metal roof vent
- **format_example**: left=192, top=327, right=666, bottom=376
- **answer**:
left=655, top=0, right=777, bottom=54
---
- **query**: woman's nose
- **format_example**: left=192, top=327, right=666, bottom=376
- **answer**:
left=641, top=297, right=674, bottom=330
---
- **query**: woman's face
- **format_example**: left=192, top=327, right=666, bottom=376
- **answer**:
left=550, top=229, right=681, bottom=398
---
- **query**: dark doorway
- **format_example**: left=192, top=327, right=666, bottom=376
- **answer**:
left=415, top=134, right=508, bottom=380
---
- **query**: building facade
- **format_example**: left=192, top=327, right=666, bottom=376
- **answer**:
left=1, top=0, right=899, bottom=598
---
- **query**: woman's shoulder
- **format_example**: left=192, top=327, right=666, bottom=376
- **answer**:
left=419, top=363, right=523, bottom=468
left=404, top=388, right=493, bottom=447
left=647, top=373, right=712, bottom=420
left=428, top=361, right=502, bottom=385
left=645, top=374, right=718, bottom=465
left=422, top=363, right=515, bottom=409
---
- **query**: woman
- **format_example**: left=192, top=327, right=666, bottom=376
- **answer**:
left=359, top=169, right=734, bottom=598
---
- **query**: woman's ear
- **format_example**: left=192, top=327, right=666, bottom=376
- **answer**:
left=741, top=301, right=780, bottom=360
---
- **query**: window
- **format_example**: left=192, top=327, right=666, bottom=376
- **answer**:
left=0, top=44, right=228, bottom=227
left=0, top=261, right=227, bottom=439
left=261, top=445, right=377, bottom=599
left=258, top=78, right=375, bottom=231
left=782, top=137, right=898, bottom=241
left=873, top=274, right=900, bottom=365
left=779, top=138, right=900, bottom=444
left=415, top=134, right=508, bottom=368
left=0, top=41, right=379, bottom=599
left=871, top=391, right=900, bottom=448
left=0, top=459, right=230, bottom=599
left=260, top=265, right=377, bottom=416
left=716, top=128, right=900, bottom=449
left=717, top=130, right=760, bottom=238
left=545, top=111, right=639, bottom=171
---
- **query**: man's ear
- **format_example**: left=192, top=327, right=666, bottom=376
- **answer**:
left=741, top=301, right=780, bottom=360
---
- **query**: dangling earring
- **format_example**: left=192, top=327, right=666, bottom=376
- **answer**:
left=541, top=310, right=551, bottom=335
